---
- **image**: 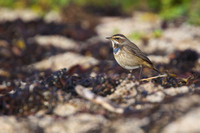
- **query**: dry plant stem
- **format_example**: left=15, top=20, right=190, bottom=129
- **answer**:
left=75, top=85, right=125, bottom=114
left=140, top=74, right=167, bottom=82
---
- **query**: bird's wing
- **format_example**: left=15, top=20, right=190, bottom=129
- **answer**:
left=124, top=42, right=153, bottom=65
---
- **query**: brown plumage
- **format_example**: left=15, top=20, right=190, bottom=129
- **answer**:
left=106, top=34, right=161, bottom=78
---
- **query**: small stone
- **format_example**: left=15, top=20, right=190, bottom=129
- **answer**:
left=162, top=107, right=200, bottom=133
left=146, top=91, right=165, bottom=103
left=54, top=104, right=77, bottom=117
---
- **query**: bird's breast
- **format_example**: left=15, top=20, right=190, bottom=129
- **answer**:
left=114, top=48, right=142, bottom=70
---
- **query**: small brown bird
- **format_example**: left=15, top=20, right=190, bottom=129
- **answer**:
left=106, top=34, right=160, bottom=79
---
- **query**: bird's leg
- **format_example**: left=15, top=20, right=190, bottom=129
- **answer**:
left=138, top=65, right=143, bottom=80
left=128, top=70, right=132, bottom=79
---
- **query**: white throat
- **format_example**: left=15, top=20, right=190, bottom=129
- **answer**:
left=111, top=40, right=119, bottom=48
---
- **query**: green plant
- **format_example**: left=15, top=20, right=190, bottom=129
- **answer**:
left=152, top=29, right=162, bottom=38
left=129, top=32, right=143, bottom=40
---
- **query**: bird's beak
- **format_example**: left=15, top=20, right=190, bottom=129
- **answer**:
left=106, top=36, right=112, bottom=40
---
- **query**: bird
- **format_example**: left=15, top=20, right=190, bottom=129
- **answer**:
left=106, top=34, right=161, bottom=79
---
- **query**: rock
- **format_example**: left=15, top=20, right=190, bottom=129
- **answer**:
left=111, top=118, right=149, bottom=133
left=29, top=52, right=99, bottom=71
left=27, top=115, right=54, bottom=131
left=0, top=8, right=39, bottom=22
left=148, top=55, right=170, bottom=64
left=45, top=114, right=148, bottom=133
left=45, top=113, right=107, bottom=133
left=54, top=104, right=77, bottom=117
left=140, top=84, right=191, bottom=103
left=44, top=11, right=62, bottom=23
left=30, top=35, right=78, bottom=50
left=0, top=116, right=29, bottom=133
left=164, top=86, right=189, bottom=96
left=162, top=107, right=200, bottom=133
left=146, top=95, right=200, bottom=133
left=144, top=39, right=175, bottom=54
left=96, top=12, right=161, bottom=39
left=146, top=91, right=165, bottom=103
left=163, top=25, right=200, bottom=54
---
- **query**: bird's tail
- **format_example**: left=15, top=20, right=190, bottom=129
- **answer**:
left=143, top=61, right=162, bottom=74
left=153, top=67, right=162, bottom=74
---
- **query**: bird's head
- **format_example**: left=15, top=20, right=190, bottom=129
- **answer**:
left=106, top=34, right=128, bottom=48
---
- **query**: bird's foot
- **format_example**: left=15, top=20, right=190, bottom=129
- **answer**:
left=127, top=73, right=136, bottom=80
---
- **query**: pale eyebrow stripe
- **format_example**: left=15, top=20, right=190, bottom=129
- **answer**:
left=113, top=36, right=123, bottom=39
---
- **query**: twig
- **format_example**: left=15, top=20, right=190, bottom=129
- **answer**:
left=75, top=85, right=126, bottom=114
left=140, top=74, right=167, bottom=82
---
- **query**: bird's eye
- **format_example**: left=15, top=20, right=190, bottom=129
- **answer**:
left=115, top=38, right=120, bottom=40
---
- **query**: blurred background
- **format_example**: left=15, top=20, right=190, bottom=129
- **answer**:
left=1, top=0, right=200, bottom=24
